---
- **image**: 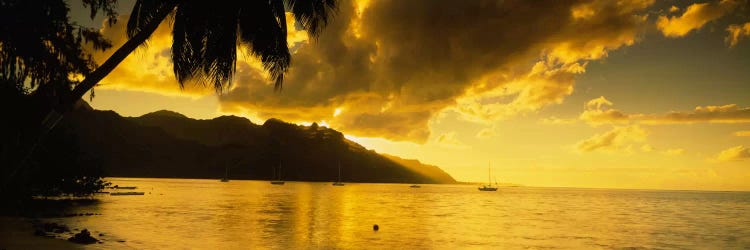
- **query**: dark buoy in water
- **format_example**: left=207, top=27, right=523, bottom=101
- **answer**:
left=373, top=224, right=379, bottom=231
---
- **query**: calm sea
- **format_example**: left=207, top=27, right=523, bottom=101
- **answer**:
left=43, top=178, right=750, bottom=249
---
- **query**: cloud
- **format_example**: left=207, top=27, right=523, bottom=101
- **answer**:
left=662, top=148, right=686, bottom=156
left=639, top=145, right=685, bottom=156
left=579, top=96, right=631, bottom=125
left=643, top=104, right=750, bottom=124
left=669, top=6, right=681, bottom=13
left=656, top=0, right=741, bottom=38
left=89, top=0, right=656, bottom=142
left=641, top=144, right=655, bottom=152
left=586, top=96, right=613, bottom=110
left=475, top=127, right=496, bottom=139
left=716, top=145, right=750, bottom=161
left=735, top=130, right=750, bottom=136
left=540, top=116, right=578, bottom=125
left=434, top=132, right=468, bottom=149
left=90, top=15, right=214, bottom=97
left=89, top=12, right=312, bottom=97
left=576, top=125, right=648, bottom=152
left=217, top=0, right=658, bottom=142
left=726, top=22, right=750, bottom=47
left=578, top=97, right=750, bottom=125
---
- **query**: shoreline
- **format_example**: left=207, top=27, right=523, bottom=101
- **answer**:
left=107, top=177, right=750, bottom=192
left=0, top=216, right=78, bottom=249
left=105, top=176, right=458, bottom=185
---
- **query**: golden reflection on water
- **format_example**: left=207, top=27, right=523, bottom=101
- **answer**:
left=45, top=178, right=750, bottom=249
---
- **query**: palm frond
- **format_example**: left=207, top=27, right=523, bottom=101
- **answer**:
left=81, top=0, right=119, bottom=25
left=171, top=1, right=208, bottom=87
left=133, top=0, right=338, bottom=92
left=200, top=5, right=238, bottom=92
left=285, top=0, right=338, bottom=38
left=127, top=0, right=177, bottom=38
left=238, top=1, right=290, bottom=90
left=172, top=2, right=239, bottom=92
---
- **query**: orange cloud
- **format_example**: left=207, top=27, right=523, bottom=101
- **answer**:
left=89, top=12, right=310, bottom=98
left=88, top=1, right=656, bottom=143
left=576, top=125, right=648, bottom=152
left=218, top=0, right=657, bottom=142
left=89, top=15, right=213, bottom=97
left=540, top=116, right=578, bottom=125
left=434, top=132, right=469, bottom=149
left=643, top=104, right=750, bottom=124
left=475, top=128, right=496, bottom=139
left=726, top=22, right=750, bottom=47
left=716, top=145, right=750, bottom=161
left=579, top=97, right=750, bottom=125
left=579, top=96, right=631, bottom=125
left=656, top=0, right=740, bottom=38
left=662, top=148, right=686, bottom=156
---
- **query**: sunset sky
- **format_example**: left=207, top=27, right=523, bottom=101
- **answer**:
left=70, top=0, right=750, bottom=190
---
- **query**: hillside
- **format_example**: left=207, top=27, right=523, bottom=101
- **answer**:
left=58, top=107, right=456, bottom=184
left=381, top=154, right=455, bottom=184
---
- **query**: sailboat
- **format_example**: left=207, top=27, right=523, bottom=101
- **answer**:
left=332, top=161, right=345, bottom=186
left=270, top=161, right=285, bottom=185
left=478, top=162, right=498, bottom=191
left=220, top=166, right=229, bottom=182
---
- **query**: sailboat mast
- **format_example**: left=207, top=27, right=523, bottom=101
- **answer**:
left=488, top=161, right=491, bottom=185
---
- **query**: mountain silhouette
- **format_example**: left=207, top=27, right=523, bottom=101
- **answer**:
left=58, top=105, right=456, bottom=184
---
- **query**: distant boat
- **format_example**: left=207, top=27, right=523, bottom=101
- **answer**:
left=410, top=184, right=421, bottom=188
left=332, top=161, right=345, bottom=186
left=110, top=185, right=137, bottom=189
left=220, top=166, right=229, bottom=182
left=478, top=161, right=498, bottom=191
left=271, top=161, right=285, bottom=185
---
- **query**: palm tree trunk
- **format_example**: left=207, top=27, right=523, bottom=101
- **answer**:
left=69, top=6, right=175, bottom=106
left=3, top=5, right=175, bottom=188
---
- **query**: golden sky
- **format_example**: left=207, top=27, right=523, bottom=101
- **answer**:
left=71, top=0, right=750, bottom=190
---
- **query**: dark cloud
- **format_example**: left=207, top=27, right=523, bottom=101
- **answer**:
left=92, top=1, right=655, bottom=142
left=218, top=0, right=653, bottom=142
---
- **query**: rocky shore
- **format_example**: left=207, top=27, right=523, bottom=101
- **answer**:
left=0, top=198, right=122, bottom=248
left=0, top=216, right=77, bottom=249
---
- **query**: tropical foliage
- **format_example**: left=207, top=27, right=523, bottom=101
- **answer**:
left=1, top=0, right=339, bottom=199
left=0, top=0, right=117, bottom=198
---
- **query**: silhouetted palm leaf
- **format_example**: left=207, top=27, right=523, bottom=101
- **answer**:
left=285, top=0, right=337, bottom=37
left=127, top=0, right=338, bottom=91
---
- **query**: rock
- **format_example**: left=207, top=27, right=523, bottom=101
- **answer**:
left=373, top=224, right=379, bottom=231
left=68, top=229, right=98, bottom=244
left=41, top=222, right=69, bottom=233
left=99, top=233, right=105, bottom=236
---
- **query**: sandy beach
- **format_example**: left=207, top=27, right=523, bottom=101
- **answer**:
left=0, top=216, right=78, bottom=249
